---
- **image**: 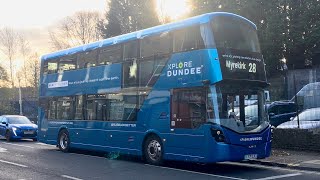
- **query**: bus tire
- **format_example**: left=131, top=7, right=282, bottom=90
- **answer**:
left=143, top=135, right=163, bottom=165
left=58, top=129, right=70, bottom=152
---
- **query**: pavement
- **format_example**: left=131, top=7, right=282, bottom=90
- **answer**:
left=245, top=148, right=320, bottom=172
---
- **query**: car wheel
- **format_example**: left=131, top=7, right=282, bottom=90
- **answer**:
left=32, top=138, right=37, bottom=142
left=5, top=131, right=11, bottom=142
left=58, top=129, right=70, bottom=152
left=144, top=135, right=163, bottom=165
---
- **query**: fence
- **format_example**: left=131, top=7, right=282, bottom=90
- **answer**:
left=268, top=66, right=320, bottom=151
left=0, top=87, right=38, bottom=123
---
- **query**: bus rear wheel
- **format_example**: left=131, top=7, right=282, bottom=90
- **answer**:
left=144, top=135, right=163, bottom=165
left=58, top=129, right=70, bottom=152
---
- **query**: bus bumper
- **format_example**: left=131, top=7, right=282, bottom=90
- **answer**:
left=206, top=141, right=272, bottom=163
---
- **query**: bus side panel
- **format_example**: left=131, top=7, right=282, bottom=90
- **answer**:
left=140, top=50, right=213, bottom=162
left=37, top=107, right=47, bottom=143
left=70, top=121, right=143, bottom=155
left=71, top=121, right=106, bottom=148
left=46, top=122, right=73, bottom=144
left=139, top=89, right=207, bottom=160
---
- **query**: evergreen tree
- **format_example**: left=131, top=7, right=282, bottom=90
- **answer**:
left=285, top=0, right=320, bottom=68
left=189, top=0, right=287, bottom=76
left=100, top=0, right=320, bottom=72
left=100, top=0, right=160, bottom=38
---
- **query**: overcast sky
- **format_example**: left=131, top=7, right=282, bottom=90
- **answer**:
left=0, top=0, right=106, bottom=28
left=0, top=0, right=106, bottom=56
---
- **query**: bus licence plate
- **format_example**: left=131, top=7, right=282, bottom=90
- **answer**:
left=244, top=154, right=257, bottom=160
left=24, top=131, right=34, bottom=135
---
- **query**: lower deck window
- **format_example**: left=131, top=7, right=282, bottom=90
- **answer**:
left=56, top=97, right=73, bottom=120
left=43, top=93, right=142, bottom=121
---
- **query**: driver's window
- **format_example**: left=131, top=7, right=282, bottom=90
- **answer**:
left=227, top=95, right=237, bottom=119
left=220, top=94, right=238, bottom=119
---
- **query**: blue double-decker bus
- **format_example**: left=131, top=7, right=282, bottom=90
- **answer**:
left=38, top=12, right=272, bottom=165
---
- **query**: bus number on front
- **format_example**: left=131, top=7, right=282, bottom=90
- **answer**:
left=249, top=63, right=257, bottom=73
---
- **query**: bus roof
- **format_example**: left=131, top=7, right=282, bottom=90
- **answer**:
left=41, top=12, right=256, bottom=62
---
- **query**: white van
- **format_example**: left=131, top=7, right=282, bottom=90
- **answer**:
left=292, top=82, right=320, bottom=110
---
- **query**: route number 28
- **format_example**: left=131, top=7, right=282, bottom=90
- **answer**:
left=249, top=63, right=257, bottom=73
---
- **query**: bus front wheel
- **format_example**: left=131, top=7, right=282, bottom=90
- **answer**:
left=58, top=129, right=70, bottom=152
left=144, top=135, right=163, bottom=165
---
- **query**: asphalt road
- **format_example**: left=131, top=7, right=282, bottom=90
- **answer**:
left=0, top=139, right=319, bottom=180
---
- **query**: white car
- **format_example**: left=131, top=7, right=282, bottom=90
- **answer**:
left=277, top=108, right=320, bottom=129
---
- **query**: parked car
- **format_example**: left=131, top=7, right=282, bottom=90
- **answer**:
left=0, top=115, right=38, bottom=141
left=267, top=101, right=299, bottom=127
left=277, top=108, right=320, bottom=129
left=237, top=101, right=298, bottom=127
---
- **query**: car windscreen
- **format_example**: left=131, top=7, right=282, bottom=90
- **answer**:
left=7, top=116, right=32, bottom=124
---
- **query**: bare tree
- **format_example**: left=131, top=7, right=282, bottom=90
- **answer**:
left=16, top=52, right=40, bottom=96
left=26, top=53, right=40, bottom=96
left=49, top=11, right=102, bottom=51
left=0, top=27, right=20, bottom=87
left=19, top=35, right=31, bottom=87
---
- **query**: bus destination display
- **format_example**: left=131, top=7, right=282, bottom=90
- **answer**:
left=218, top=48, right=266, bottom=82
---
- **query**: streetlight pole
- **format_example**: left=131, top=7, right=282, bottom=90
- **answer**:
left=18, top=77, right=23, bottom=115
left=280, top=58, right=288, bottom=100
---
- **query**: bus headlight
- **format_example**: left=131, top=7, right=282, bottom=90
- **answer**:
left=211, top=128, right=225, bottom=142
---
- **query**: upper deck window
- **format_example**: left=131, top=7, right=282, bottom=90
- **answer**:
left=99, top=45, right=122, bottom=65
left=211, top=16, right=261, bottom=53
left=43, top=59, right=58, bottom=74
left=173, top=26, right=205, bottom=52
left=141, top=32, right=172, bottom=58
left=124, top=40, right=138, bottom=61
left=59, top=56, right=77, bottom=72
left=78, top=50, right=97, bottom=68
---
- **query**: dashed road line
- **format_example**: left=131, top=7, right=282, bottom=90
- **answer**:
left=0, top=159, right=28, bottom=168
left=226, top=162, right=320, bottom=175
left=0, top=147, right=8, bottom=152
left=252, top=173, right=302, bottom=180
left=61, top=175, right=83, bottom=180
left=145, top=164, right=247, bottom=180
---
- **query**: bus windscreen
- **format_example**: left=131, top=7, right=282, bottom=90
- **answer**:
left=211, top=16, right=261, bottom=53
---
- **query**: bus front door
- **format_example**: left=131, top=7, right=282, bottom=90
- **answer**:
left=168, top=88, right=206, bottom=152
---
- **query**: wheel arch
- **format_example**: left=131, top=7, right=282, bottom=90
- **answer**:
left=141, top=130, right=163, bottom=156
left=57, top=126, right=69, bottom=144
